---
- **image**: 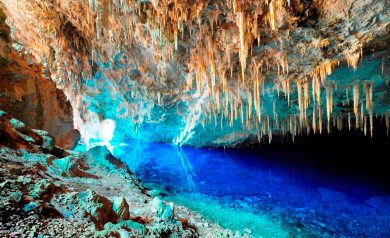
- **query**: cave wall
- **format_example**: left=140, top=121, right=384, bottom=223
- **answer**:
left=0, top=10, right=79, bottom=149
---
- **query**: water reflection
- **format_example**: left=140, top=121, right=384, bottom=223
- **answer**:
left=113, top=142, right=390, bottom=237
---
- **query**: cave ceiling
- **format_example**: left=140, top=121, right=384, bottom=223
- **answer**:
left=0, top=0, right=389, bottom=146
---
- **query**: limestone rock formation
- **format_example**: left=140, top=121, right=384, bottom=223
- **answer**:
left=110, top=196, right=131, bottom=221
left=0, top=0, right=389, bottom=147
left=0, top=10, right=79, bottom=149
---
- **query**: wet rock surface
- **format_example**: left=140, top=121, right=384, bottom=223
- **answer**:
left=0, top=110, right=247, bottom=237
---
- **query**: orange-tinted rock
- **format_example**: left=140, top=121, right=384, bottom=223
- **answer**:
left=0, top=0, right=389, bottom=146
left=110, top=197, right=130, bottom=221
left=0, top=111, right=39, bottom=151
left=0, top=12, right=79, bottom=149
left=180, top=217, right=189, bottom=229
left=60, top=189, right=118, bottom=230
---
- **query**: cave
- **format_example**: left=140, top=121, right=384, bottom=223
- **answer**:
left=0, top=0, right=389, bottom=237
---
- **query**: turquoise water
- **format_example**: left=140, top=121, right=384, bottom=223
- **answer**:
left=113, top=142, right=390, bottom=237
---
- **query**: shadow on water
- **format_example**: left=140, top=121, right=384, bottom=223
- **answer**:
left=113, top=127, right=390, bottom=237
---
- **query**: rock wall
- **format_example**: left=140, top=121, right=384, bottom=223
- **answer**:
left=0, top=10, right=79, bottom=149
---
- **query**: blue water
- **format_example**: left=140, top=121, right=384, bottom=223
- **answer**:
left=113, top=142, right=390, bottom=237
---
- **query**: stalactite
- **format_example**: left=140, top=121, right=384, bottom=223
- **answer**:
left=287, top=79, right=291, bottom=106
left=312, top=60, right=338, bottom=85
left=6, top=0, right=384, bottom=145
left=346, top=52, right=360, bottom=70
left=364, top=115, right=367, bottom=136
left=268, top=0, right=276, bottom=31
left=303, top=80, right=309, bottom=110
left=312, top=105, right=317, bottom=134
left=174, top=26, right=178, bottom=50
left=345, top=86, right=350, bottom=106
left=364, top=82, right=373, bottom=112
left=364, top=82, right=374, bottom=137
left=353, top=83, right=360, bottom=128
left=325, top=84, right=333, bottom=126
left=348, top=112, right=351, bottom=131
left=361, top=103, right=364, bottom=128
left=236, top=11, right=247, bottom=82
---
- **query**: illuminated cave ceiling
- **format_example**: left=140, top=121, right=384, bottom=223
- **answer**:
left=0, top=0, right=389, bottom=146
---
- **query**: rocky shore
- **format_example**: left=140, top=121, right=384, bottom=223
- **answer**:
left=0, top=110, right=250, bottom=238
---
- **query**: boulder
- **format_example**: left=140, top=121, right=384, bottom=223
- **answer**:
left=51, top=155, right=99, bottom=179
left=110, top=197, right=130, bottom=221
left=57, top=189, right=118, bottom=230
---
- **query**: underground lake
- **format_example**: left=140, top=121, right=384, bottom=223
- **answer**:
left=112, top=134, right=390, bottom=238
